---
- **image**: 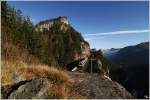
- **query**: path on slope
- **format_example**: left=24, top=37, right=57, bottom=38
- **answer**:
left=67, top=71, right=133, bottom=99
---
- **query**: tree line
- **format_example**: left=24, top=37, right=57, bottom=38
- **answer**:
left=1, top=1, right=84, bottom=68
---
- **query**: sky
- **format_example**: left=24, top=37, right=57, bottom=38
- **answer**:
left=8, top=1, right=149, bottom=49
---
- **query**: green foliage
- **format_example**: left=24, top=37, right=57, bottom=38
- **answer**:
left=2, top=1, right=86, bottom=68
left=40, top=22, right=84, bottom=67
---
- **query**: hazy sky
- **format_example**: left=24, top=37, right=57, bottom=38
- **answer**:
left=8, top=1, right=149, bottom=49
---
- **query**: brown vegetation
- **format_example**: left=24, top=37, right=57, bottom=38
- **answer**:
left=2, top=60, right=75, bottom=98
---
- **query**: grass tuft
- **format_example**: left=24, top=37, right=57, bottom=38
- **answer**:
left=1, top=60, right=75, bottom=98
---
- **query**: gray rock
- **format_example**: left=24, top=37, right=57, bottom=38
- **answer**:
left=67, top=72, right=134, bottom=99
left=1, top=72, right=134, bottom=99
left=2, top=78, right=51, bottom=99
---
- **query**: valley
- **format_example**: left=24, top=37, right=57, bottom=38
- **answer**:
left=102, top=42, right=149, bottom=99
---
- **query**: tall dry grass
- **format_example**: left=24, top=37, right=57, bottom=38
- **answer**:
left=1, top=43, right=75, bottom=98
left=1, top=61, right=74, bottom=85
left=1, top=60, right=75, bottom=98
left=1, top=42, right=40, bottom=64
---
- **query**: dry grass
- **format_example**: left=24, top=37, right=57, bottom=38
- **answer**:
left=2, top=42, right=40, bottom=64
left=1, top=60, right=75, bottom=98
left=1, top=60, right=26, bottom=85
left=21, top=64, right=74, bottom=86
left=1, top=60, right=74, bottom=85
left=1, top=43, right=79, bottom=98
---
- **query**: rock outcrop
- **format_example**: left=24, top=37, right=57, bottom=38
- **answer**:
left=84, top=49, right=110, bottom=75
left=67, top=72, right=133, bottom=99
left=74, top=41, right=90, bottom=60
left=1, top=78, right=51, bottom=99
left=35, top=16, right=90, bottom=67
left=36, top=16, right=69, bottom=31
left=1, top=73, right=133, bottom=99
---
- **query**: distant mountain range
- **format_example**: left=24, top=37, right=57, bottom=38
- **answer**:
left=103, top=42, right=149, bottom=66
left=102, top=42, right=149, bottom=99
left=102, top=48, right=120, bottom=59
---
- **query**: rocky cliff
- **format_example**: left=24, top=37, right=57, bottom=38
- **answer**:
left=36, top=16, right=69, bottom=31
left=35, top=16, right=90, bottom=67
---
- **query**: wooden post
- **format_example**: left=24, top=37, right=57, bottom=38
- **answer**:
left=90, top=58, right=92, bottom=74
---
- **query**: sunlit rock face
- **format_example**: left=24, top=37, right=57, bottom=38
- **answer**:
left=73, top=41, right=91, bottom=61
left=35, top=16, right=91, bottom=67
left=80, top=42, right=90, bottom=58
left=59, top=16, right=69, bottom=24
left=36, top=16, right=69, bottom=31
left=35, top=16, right=91, bottom=61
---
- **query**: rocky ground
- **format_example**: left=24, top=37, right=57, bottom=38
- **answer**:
left=1, top=71, right=133, bottom=99
left=1, top=78, right=52, bottom=99
left=67, top=72, right=133, bottom=99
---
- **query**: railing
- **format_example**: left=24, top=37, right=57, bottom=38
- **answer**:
left=71, top=57, right=88, bottom=72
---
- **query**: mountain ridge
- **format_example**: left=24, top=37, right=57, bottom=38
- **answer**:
left=102, top=41, right=149, bottom=98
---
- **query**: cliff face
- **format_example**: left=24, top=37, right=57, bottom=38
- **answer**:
left=35, top=16, right=90, bottom=67
left=36, top=16, right=69, bottom=31
left=74, top=41, right=90, bottom=60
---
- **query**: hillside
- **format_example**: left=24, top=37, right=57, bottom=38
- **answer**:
left=105, top=42, right=149, bottom=65
left=1, top=1, right=133, bottom=99
left=102, top=42, right=149, bottom=98
left=102, top=48, right=120, bottom=60
left=34, top=16, right=90, bottom=67
left=1, top=2, right=90, bottom=68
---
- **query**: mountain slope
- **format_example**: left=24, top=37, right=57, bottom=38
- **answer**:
left=1, top=2, right=134, bottom=99
left=102, top=48, right=120, bottom=59
left=34, top=16, right=90, bottom=67
left=108, top=42, right=149, bottom=66
left=103, top=42, right=149, bottom=99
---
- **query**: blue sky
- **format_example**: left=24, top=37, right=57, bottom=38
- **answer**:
left=8, top=1, right=149, bottom=49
